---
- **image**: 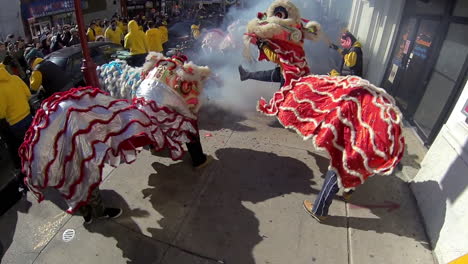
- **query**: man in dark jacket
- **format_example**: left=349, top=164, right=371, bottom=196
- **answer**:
left=329, top=31, right=363, bottom=77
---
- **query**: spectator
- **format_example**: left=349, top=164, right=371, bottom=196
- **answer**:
left=103, top=19, right=110, bottom=29
left=24, top=42, right=45, bottom=63
left=0, top=63, right=32, bottom=168
left=105, top=20, right=123, bottom=45
left=87, top=22, right=98, bottom=42
left=50, top=30, right=65, bottom=52
left=328, top=31, right=363, bottom=77
left=39, top=36, right=51, bottom=56
left=124, top=20, right=149, bottom=67
left=61, top=25, right=72, bottom=46
left=68, top=28, right=80, bottom=46
left=95, top=19, right=104, bottom=37
left=146, top=21, right=164, bottom=53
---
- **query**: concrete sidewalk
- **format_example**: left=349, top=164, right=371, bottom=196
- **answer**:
left=0, top=102, right=435, bottom=264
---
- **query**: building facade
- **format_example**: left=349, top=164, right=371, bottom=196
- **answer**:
left=20, top=0, right=121, bottom=39
left=340, top=0, right=468, bottom=263
left=0, top=0, right=26, bottom=40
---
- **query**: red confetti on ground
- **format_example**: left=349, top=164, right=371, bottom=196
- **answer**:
left=205, top=133, right=213, bottom=137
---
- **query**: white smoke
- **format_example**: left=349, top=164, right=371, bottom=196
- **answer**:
left=193, top=0, right=349, bottom=112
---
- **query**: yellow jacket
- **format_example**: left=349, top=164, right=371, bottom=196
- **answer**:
left=105, top=27, right=123, bottom=45
left=262, top=45, right=280, bottom=64
left=160, top=25, right=168, bottom=43
left=0, top=64, right=31, bottom=126
left=95, top=26, right=104, bottom=36
left=146, top=28, right=164, bottom=52
left=30, top=58, right=44, bottom=92
left=124, top=20, right=149, bottom=55
left=87, top=27, right=96, bottom=41
left=338, top=41, right=362, bottom=68
left=191, top=25, right=201, bottom=40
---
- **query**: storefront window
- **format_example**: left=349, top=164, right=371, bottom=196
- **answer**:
left=413, top=23, right=468, bottom=137
left=453, top=0, right=468, bottom=17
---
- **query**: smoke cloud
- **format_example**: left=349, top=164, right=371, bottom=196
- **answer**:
left=192, top=0, right=350, bottom=113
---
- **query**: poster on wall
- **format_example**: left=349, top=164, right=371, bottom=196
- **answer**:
left=388, top=64, right=398, bottom=84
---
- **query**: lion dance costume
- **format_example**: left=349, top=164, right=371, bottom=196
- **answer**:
left=19, top=53, right=210, bottom=213
left=244, top=0, right=404, bottom=218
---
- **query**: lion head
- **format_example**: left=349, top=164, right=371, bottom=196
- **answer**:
left=245, top=0, right=321, bottom=45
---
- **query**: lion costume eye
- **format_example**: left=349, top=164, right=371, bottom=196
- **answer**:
left=273, top=6, right=288, bottom=19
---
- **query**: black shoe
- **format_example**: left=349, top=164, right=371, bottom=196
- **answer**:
left=102, top=208, right=123, bottom=219
left=83, top=213, right=93, bottom=225
left=238, top=65, right=249, bottom=81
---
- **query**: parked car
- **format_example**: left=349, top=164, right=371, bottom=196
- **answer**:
left=44, top=42, right=125, bottom=87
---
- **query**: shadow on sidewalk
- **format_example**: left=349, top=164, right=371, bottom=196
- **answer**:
left=83, top=190, right=159, bottom=264
left=321, top=176, right=443, bottom=250
left=198, top=104, right=256, bottom=132
left=0, top=197, right=32, bottom=262
left=142, top=147, right=317, bottom=264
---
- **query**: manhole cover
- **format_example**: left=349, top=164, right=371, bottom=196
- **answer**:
left=62, top=229, right=75, bottom=242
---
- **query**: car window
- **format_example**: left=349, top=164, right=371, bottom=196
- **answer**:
left=94, top=44, right=125, bottom=64
left=67, top=55, right=82, bottom=75
left=47, top=57, right=68, bottom=70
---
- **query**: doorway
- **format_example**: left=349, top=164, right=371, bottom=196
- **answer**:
left=381, top=0, right=468, bottom=145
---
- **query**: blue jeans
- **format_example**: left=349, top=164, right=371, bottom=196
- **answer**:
left=312, top=170, right=340, bottom=217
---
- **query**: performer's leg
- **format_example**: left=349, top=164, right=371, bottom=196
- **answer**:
left=79, top=187, right=122, bottom=224
left=186, top=132, right=211, bottom=168
left=238, top=65, right=282, bottom=83
left=303, top=170, right=340, bottom=222
left=186, top=123, right=213, bottom=169
left=312, top=170, right=340, bottom=216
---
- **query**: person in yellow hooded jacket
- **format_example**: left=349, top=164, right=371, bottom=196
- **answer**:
left=0, top=63, right=33, bottom=168
left=124, top=20, right=149, bottom=66
left=145, top=21, right=164, bottom=52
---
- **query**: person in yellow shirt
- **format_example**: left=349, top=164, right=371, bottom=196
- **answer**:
left=105, top=20, right=123, bottom=45
left=95, top=19, right=104, bottom=37
left=87, top=22, right=98, bottom=42
left=145, top=21, right=164, bottom=52
left=124, top=20, right=149, bottom=66
left=0, top=63, right=32, bottom=168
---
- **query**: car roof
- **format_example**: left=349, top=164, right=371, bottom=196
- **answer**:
left=45, top=42, right=116, bottom=58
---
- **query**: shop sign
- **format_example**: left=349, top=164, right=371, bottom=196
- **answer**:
left=28, top=0, right=74, bottom=18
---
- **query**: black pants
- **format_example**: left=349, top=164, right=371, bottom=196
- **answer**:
left=186, top=123, right=207, bottom=167
left=8, top=115, right=33, bottom=169
left=246, top=67, right=285, bottom=87
left=128, top=53, right=148, bottom=67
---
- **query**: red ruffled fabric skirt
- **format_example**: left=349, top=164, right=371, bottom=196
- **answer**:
left=258, top=75, right=405, bottom=189
left=19, top=87, right=197, bottom=213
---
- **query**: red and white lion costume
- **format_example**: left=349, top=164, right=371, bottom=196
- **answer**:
left=19, top=53, right=211, bottom=213
left=245, top=0, right=405, bottom=189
